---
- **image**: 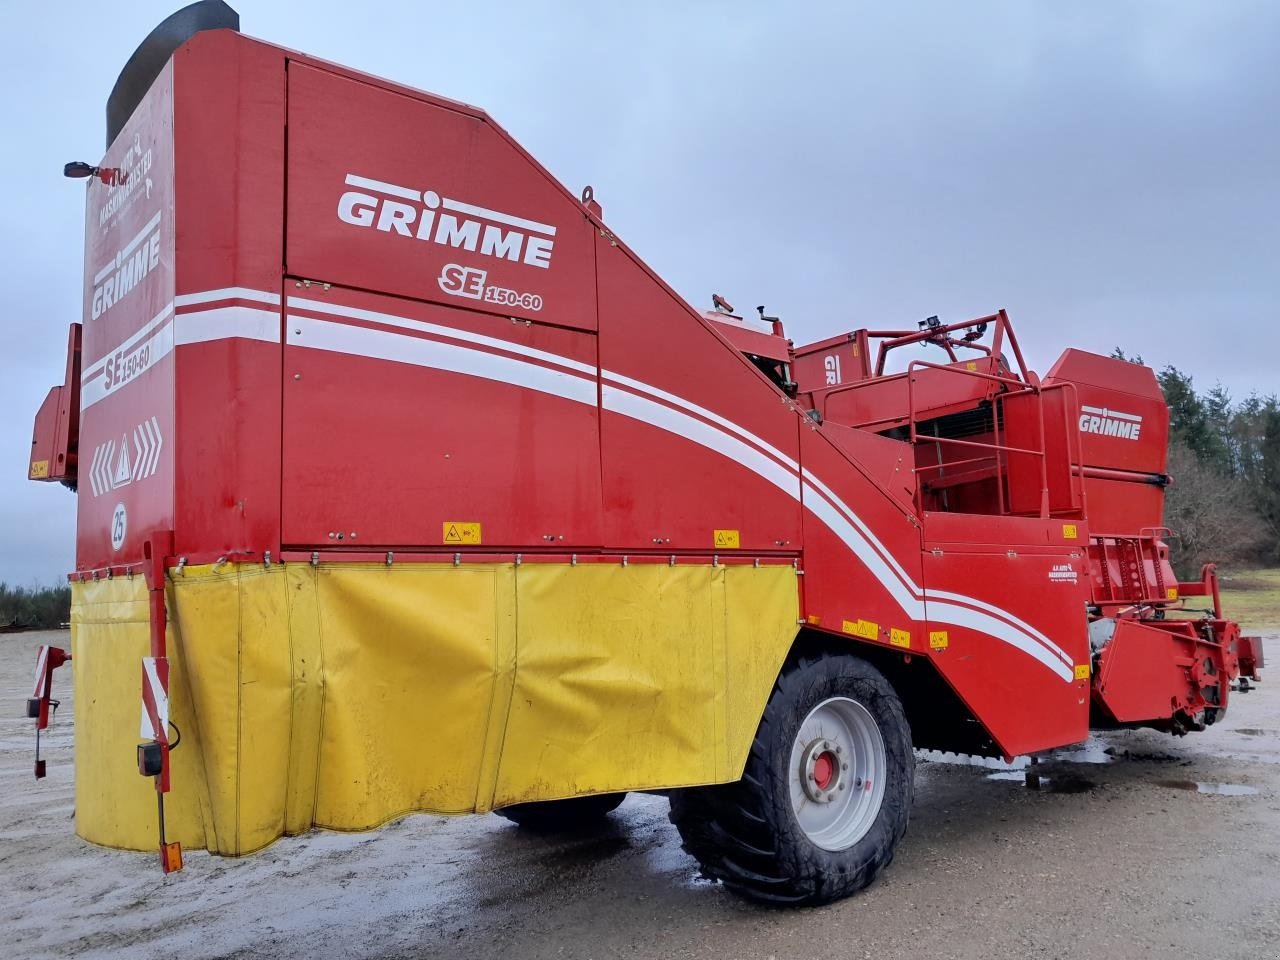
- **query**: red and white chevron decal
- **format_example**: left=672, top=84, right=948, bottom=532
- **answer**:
left=139, top=657, right=170, bottom=744
left=32, top=645, right=51, bottom=699
left=131, top=416, right=163, bottom=482
left=87, top=437, right=117, bottom=497
left=87, top=417, right=164, bottom=497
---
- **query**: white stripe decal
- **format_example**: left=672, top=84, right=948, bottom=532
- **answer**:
left=603, top=385, right=801, bottom=500
left=80, top=288, right=1074, bottom=680
left=603, top=368, right=800, bottom=473
left=801, top=468, right=1073, bottom=669
left=290, top=316, right=598, bottom=406
left=1080, top=404, right=1141, bottom=423
left=925, top=588, right=1073, bottom=668
left=84, top=301, right=175, bottom=378
left=800, top=483, right=926, bottom=618
left=81, top=320, right=174, bottom=410
left=440, top=197, right=557, bottom=237
left=81, top=301, right=284, bottom=411
left=283, top=297, right=1074, bottom=680
left=925, top=603, right=1074, bottom=681
left=93, top=210, right=162, bottom=285
left=345, top=173, right=420, bottom=201
left=174, top=306, right=281, bottom=346
left=174, top=287, right=282, bottom=308
left=287, top=296, right=595, bottom=375
left=801, top=467, right=918, bottom=596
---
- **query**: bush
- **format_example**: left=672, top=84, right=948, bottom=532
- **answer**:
left=0, top=583, right=71, bottom=630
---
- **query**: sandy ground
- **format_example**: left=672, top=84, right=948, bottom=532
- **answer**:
left=3, top=629, right=1279, bottom=960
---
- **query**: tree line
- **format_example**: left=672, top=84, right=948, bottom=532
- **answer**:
left=1115, top=350, right=1279, bottom=577
left=0, top=583, right=71, bottom=630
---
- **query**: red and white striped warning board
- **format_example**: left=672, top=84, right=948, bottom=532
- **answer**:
left=32, top=645, right=51, bottom=699
left=140, top=657, right=170, bottom=744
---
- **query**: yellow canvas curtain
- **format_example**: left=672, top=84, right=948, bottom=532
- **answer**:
left=70, top=561, right=799, bottom=854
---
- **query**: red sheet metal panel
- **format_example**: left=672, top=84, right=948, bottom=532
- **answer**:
left=596, top=236, right=802, bottom=554
left=284, top=62, right=598, bottom=332
left=920, top=515, right=1091, bottom=756
left=172, top=31, right=285, bottom=559
left=280, top=285, right=603, bottom=549
left=1045, top=349, right=1170, bottom=534
left=795, top=426, right=924, bottom=651
left=75, top=60, right=176, bottom=570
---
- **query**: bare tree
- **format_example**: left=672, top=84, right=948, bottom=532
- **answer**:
left=1163, top=442, right=1265, bottom=578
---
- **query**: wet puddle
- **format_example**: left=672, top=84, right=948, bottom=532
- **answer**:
left=1233, top=729, right=1268, bottom=737
left=1156, top=780, right=1259, bottom=796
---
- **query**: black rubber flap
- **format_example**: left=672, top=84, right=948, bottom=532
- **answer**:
left=105, top=1, right=239, bottom=148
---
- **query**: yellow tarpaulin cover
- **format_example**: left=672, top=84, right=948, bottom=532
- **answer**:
left=70, top=561, right=799, bottom=854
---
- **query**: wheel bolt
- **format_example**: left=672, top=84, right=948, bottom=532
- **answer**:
left=842, top=763, right=849, bottom=771
left=835, top=745, right=842, bottom=754
left=826, top=793, right=834, bottom=801
left=838, top=784, right=845, bottom=791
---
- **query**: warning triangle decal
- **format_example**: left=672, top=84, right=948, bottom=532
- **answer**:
left=112, top=434, right=132, bottom=488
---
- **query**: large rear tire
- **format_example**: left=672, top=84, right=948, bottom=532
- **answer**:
left=668, top=654, right=913, bottom=904
left=494, top=792, right=626, bottom=832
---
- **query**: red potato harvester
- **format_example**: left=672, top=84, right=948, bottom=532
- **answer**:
left=27, top=1, right=1263, bottom=902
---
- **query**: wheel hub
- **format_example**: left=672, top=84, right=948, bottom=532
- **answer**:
left=788, top=696, right=887, bottom=851
left=800, top=738, right=846, bottom=802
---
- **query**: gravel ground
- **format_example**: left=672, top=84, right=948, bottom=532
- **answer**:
left=3, top=629, right=1278, bottom=960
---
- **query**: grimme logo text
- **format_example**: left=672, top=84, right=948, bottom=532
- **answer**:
left=337, top=173, right=556, bottom=269
left=1079, top=404, right=1143, bottom=441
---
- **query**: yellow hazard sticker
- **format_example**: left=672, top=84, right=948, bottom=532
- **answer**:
left=842, top=618, right=879, bottom=640
left=29, top=459, right=49, bottom=479
left=1062, top=523, right=1078, bottom=540
left=1166, top=587, right=1178, bottom=600
left=806, top=614, right=822, bottom=626
left=890, top=628, right=911, bottom=649
left=713, top=529, right=740, bottom=549
left=442, top=522, right=482, bottom=545
left=929, top=630, right=949, bottom=651
left=965, top=361, right=978, bottom=372
left=1074, top=663, right=1090, bottom=681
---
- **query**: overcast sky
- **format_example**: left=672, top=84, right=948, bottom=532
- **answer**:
left=1, top=0, right=1277, bottom=584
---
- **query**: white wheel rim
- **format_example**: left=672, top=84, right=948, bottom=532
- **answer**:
left=788, top=696, right=887, bottom=851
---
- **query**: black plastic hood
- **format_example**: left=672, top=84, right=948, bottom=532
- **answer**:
left=106, top=0, right=239, bottom=148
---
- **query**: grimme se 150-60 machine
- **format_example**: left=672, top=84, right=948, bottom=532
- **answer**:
left=27, top=2, right=1264, bottom=903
